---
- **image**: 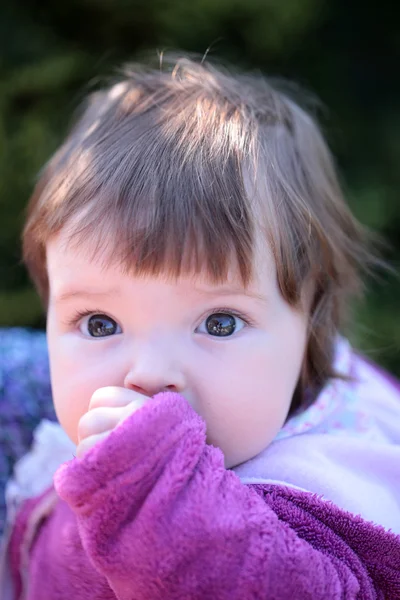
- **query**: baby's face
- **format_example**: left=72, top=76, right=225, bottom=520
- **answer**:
left=46, top=230, right=308, bottom=468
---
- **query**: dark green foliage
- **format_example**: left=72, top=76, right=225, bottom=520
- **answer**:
left=1, top=0, right=399, bottom=373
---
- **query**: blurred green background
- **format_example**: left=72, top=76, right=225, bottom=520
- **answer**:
left=0, top=0, right=399, bottom=374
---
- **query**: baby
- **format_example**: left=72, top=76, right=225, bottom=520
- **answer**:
left=2, top=57, right=400, bottom=598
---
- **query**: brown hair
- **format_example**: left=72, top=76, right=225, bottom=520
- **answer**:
left=22, top=56, right=376, bottom=413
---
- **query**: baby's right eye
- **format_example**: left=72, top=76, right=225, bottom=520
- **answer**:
left=80, top=313, right=122, bottom=338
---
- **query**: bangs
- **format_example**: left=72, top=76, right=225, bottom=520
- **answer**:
left=42, top=89, right=257, bottom=286
left=68, top=163, right=254, bottom=285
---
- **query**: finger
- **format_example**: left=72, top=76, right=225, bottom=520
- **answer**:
left=119, top=397, right=148, bottom=423
left=78, top=406, right=125, bottom=441
left=76, top=430, right=111, bottom=459
left=89, top=386, right=149, bottom=411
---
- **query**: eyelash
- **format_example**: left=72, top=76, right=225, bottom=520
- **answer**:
left=64, top=308, right=106, bottom=329
left=64, top=307, right=255, bottom=331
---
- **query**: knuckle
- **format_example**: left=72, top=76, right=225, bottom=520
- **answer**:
left=89, top=387, right=116, bottom=410
left=89, top=387, right=131, bottom=410
left=78, top=407, right=118, bottom=440
left=121, top=400, right=141, bottom=419
left=77, top=411, right=92, bottom=441
left=77, top=431, right=110, bottom=458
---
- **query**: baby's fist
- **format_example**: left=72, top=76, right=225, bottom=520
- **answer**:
left=76, top=387, right=148, bottom=458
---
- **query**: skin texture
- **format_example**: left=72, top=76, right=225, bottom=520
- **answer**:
left=46, top=229, right=308, bottom=467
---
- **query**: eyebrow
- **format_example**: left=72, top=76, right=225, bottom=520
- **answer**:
left=55, top=285, right=267, bottom=305
left=194, top=286, right=268, bottom=303
left=54, top=288, right=121, bottom=304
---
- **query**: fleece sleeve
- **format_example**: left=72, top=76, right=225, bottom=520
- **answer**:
left=51, top=391, right=397, bottom=600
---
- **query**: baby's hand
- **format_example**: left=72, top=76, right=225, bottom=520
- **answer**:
left=76, top=387, right=149, bottom=458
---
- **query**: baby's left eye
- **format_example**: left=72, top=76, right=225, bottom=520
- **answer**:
left=196, top=312, right=246, bottom=337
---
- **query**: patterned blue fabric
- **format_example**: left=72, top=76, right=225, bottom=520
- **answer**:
left=0, top=328, right=56, bottom=534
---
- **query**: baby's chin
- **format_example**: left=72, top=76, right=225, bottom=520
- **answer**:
left=222, top=443, right=271, bottom=470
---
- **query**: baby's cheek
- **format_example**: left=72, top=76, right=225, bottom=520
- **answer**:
left=213, top=351, right=295, bottom=468
left=53, top=381, right=92, bottom=445
left=51, top=363, right=103, bottom=444
left=49, top=339, right=124, bottom=443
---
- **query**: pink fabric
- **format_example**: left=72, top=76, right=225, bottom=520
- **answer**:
left=8, top=392, right=400, bottom=599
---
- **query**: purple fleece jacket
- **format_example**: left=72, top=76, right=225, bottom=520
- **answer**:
left=8, top=393, right=400, bottom=599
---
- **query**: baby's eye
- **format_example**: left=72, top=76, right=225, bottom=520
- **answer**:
left=80, top=314, right=122, bottom=338
left=197, top=312, right=246, bottom=337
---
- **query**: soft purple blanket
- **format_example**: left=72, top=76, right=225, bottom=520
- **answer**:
left=8, top=393, right=400, bottom=599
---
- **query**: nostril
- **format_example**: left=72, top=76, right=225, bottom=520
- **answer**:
left=126, top=384, right=152, bottom=397
left=165, top=384, right=178, bottom=392
left=125, top=383, right=178, bottom=396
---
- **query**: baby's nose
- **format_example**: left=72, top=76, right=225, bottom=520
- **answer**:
left=123, top=344, right=186, bottom=398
